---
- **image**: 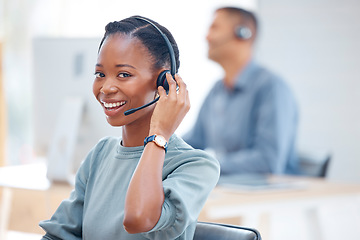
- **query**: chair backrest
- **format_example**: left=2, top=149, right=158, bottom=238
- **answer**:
left=193, top=222, right=262, bottom=240
left=298, top=152, right=331, bottom=177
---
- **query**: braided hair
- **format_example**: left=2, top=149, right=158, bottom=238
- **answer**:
left=98, top=16, right=180, bottom=73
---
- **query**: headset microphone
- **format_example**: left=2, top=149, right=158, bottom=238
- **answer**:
left=124, top=17, right=176, bottom=116
left=123, top=96, right=160, bottom=116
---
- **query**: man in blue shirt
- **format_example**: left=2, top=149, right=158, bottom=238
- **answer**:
left=183, top=7, right=299, bottom=175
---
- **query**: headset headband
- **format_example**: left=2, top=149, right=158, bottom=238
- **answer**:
left=134, top=17, right=176, bottom=77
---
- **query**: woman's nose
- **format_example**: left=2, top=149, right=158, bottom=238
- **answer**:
left=100, top=79, right=118, bottom=95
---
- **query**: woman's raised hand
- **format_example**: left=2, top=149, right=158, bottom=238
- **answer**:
left=149, top=73, right=190, bottom=140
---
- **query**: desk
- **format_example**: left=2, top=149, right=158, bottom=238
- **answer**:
left=199, top=176, right=360, bottom=240
left=1, top=167, right=360, bottom=239
left=0, top=163, right=73, bottom=237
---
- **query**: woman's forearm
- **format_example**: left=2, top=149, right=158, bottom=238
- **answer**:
left=123, top=142, right=166, bottom=233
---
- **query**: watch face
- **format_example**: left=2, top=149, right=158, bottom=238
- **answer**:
left=155, top=135, right=166, bottom=147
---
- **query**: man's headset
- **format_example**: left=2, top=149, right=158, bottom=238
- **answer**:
left=124, top=17, right=176, bottom=116
left=235, top=26, right=252, bottom=40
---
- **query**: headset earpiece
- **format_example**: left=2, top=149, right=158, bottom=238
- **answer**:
left=235, top=26, right=252, bottom=40
left=156, top=70, right=170, bottom=92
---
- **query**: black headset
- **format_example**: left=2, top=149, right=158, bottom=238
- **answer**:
left=124, top=16, right=177, bottom=116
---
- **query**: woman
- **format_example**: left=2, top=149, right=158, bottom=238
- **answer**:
left=39, top=16, right=220, bottom=240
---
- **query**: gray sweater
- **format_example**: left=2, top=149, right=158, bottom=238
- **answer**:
left=39, top=134, right=220, bottom=239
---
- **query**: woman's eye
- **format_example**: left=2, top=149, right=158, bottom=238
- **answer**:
left=118, top=73, right=131, bottom=78
left=94, top=72, right=105, bottom=78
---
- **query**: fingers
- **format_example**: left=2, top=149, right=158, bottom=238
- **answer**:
left=172, top=73, right=190, bottom=112
left=151, top=73, right=190, bottom=137
left=157, top=83, right=167, bottom=97
left=165, top=73, right=187, bottom=95
left=161, top=73, right=189, bottom=111
left=166, top=73, right=177, bottom=96
left=174, top=74, right=187, bottom=95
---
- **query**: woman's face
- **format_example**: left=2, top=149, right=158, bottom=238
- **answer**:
left=93, top=34, right=159, bottom=127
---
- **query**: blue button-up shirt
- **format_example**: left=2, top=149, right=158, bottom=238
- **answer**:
left=183, top=61, right=299, bottom=175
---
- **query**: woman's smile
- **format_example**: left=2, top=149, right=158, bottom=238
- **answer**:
left=100, top=99, right=127, bottom=117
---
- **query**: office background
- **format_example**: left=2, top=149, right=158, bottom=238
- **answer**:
left=1, top=0, right=360, bottom=183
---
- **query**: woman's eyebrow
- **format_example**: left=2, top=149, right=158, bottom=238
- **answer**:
left=95, top=63, right=136, bottom=69
left=115, top=64, right=136, bottom=69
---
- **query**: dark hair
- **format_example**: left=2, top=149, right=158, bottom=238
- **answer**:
left=217, top=7, right=258, bottom=41
left=98, top=15, right=180, bottom=73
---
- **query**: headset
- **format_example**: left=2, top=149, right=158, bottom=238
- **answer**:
left=235, top=26, right=252, bottom=40
left=124, top=16, right=176, bottom=116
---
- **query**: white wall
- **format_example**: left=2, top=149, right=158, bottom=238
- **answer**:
left=255, top=0, right=360, bottom=182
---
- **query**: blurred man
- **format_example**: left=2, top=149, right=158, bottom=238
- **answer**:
left=183, top=7, right=299, bottom=175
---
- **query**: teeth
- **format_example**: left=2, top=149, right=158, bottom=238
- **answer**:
left=102, top=101, right=125, bottom=108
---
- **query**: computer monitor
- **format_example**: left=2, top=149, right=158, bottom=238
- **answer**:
left=32, top=37, right=122, bottom=183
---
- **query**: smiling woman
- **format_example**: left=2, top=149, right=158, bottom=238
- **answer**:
left=38, top=16, right=220, bottom=240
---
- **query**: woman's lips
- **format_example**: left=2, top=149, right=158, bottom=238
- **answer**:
left=100, top=100, right=127, bottom=117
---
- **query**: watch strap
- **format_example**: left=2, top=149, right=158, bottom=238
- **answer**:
left=144, top=134, right=168, bottom=153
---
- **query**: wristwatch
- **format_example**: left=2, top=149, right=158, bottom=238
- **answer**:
left=144, top=134, right=168, bottom=153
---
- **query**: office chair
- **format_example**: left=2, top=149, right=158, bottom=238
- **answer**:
left=298, top=151, right=331, bottom=177
left=193, top=222, right=262, bottom=240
